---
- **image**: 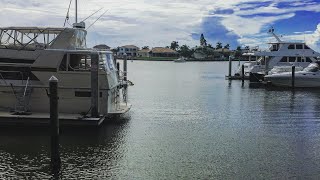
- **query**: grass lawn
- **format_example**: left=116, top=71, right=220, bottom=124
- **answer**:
left=132, top=57, right=176, bottom=61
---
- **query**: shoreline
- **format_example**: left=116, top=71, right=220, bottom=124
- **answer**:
left=117, top=58, right=248, bottom=62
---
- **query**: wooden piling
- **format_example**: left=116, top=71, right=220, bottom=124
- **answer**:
left=91, top=53, right=99, bottom=118
left=117, top=62, right=120, bottom=77
left=228, top=56, right=232, bottom=77
left=49, top=76, right=60, bottom=168
left=264, top=56, right=269, bottom=75
left=123, top=54, right=128, bottom=81
left=292, top=65, right=295, bottom=89
left=242, top=64, right=245, bottom=83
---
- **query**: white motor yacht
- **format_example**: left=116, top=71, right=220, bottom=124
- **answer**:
left=235, top=28, right=320, bottom=80
left=0, top=2, right=131, bottom=126
left=264, top=62, right=320, bottom=87
left=174, top=57, right=186, bottom=63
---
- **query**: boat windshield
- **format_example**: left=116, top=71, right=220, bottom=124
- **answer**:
left=303, top=63, right=319, bottom=72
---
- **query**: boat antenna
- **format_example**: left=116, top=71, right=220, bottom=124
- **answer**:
left=64, top=0, right=73, bottom=27
left=86, top=10, right=108, bottom=30
left=268, top=27, right=282, bottom=43
left=75, top=0, right=78, bottom=23
left=82, top=8, right=104, bottom=22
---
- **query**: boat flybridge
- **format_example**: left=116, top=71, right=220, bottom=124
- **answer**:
left=0, top=24, right=132, bottom=126
left=235, top=28, right=320, bottom=81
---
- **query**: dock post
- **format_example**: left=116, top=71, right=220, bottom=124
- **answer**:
left=228, top=56, right=232, bottom=77
left=242, top=64, right=245, bottom=83
left=264, top=56, right=269, bottom=75
left=91, top=52, right=99, bottom=118
left=123, top=53, right=128, bottom=82
left=292, top=65, right=295, bottom=89
left=49, top=76, right=60, bottom=170
left=117, top=62, right=120, bottom=77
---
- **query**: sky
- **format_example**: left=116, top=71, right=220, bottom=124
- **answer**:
left=0, top=0, right=320, bottom=51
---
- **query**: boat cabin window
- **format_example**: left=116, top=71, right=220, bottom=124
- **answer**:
left=288, top=44, right=295, bottom=49
left=280, top=57, right=287, bottom=62
left=270, top=44, right=279, bottom=51
left=289, top=57, right=296, bottom=62
left=297, top=57, right=302, bottom=62
left=296, top=44, right=303, bottom=49
left=59, top=54, right=91, bottom=71
left=306, top=57, right=313, bottom=63
left=304, top=45, right=310, bottom=49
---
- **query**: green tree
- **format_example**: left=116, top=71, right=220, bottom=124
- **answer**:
left=224, top=44, right=230, bottom=49
left=207, top=43, right=213, bottom=49
left=216, top=42, right=222, bottom=49
left=235, top=46, right=242, bottom=58
left=142, top=46, right=149, bottom=49
left=111, top=47, right=119, bottom=54
left=200, top=33, right=207, bottom=46
left=178, top=45, right=194, bottom=58
left=170, top=41, right=179, bottom=50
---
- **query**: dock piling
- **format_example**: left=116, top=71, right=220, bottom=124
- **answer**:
left=91, top=53, right=99, bottom=118
left=292, top=65, right=295, bottom=89
left=228, top=56, right=232, bottom=77
left=242, top=64, right=245, bottom=84
left=49, top=76, right=60, bottom=169
left=117, top=62, right=120, bottom=77
left=123, top=53, right=127, bottom=82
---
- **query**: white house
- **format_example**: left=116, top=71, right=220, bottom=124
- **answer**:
left=117, top=45, right=139, bottom=57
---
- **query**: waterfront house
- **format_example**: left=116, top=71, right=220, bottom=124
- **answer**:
left=137, top=48, right=151, bottom=57
left=93, top=44, right=111, bottom=50
left=150, top=47, right=179, bottom=57
left=117, top=45, right=139, bottom=57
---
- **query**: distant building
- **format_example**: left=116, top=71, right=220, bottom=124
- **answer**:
left=137, top=48, right=151, bottom=57
left=93, top=44, right=110, bottom=50
left=117, top=45, right=139, bottom=57
left=150, top=47, right=179, bottom=57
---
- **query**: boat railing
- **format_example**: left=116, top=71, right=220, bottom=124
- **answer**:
left=23, top=77, right=30, bottom=97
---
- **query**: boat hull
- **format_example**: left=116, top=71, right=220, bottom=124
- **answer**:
left=265, top=73, right=320, bottom=87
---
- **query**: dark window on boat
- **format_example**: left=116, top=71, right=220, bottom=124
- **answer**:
left=306, top=57, right=313, bottom=62
left=297, top=57, right=302, bottom=62
left=75, top=91, right=102, bottom=97
left=305, top=45, right=310, bottom=49
left=0, top=66, right=39, bottom=80
left=288, top=44, right=295, bottom=49
left=69, top=54, right=91, bottom=71
left=296, top=44, right=303, bottom=49
left=271, top=44, right=278, bottom=51
left=59, top=54, right=67, bottom=71
left=280, top=57, right=287, bottom=62
left=289, top=57, right=296, bottom=62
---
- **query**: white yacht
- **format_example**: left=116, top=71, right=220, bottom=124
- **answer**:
left=174, top=57, right=186, bottom=63
left=235, top=28, right=320, bottom=80
left=0, top=3, right=131, bottom=126
left=264, top=62, right=320, bottom=87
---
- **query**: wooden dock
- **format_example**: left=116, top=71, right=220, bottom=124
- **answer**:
left=225, top=75, right=249, bottom=80
left=0, top=111, right=106, bottom=127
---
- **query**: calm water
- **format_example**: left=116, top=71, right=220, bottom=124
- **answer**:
left=1, top=61, right=320, bottom=179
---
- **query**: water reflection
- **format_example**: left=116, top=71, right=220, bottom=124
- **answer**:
left=0, top=115, right=131, bottom=179
left=1, top=62, right=320, bottom=179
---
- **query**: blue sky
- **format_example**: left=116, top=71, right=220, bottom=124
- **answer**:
left=0, top=0, right=319, bottom=50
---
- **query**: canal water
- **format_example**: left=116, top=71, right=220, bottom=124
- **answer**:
left=1, top=61, right=320, bottom=179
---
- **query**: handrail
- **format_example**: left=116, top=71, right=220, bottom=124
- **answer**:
left=0, top=73, right=8, bottom=85
left=23, top=77, right=30, bottom=97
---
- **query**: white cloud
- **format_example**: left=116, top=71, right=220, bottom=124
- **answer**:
left=0, top=0, right=319, bottom=50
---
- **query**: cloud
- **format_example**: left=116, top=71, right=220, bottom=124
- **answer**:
left=0, top=0, right=319, bottom=50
